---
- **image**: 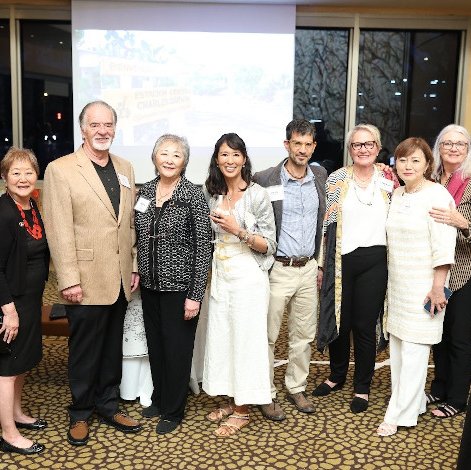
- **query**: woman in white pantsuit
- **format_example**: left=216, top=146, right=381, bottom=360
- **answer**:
left=377, top=137, right=456, bottom=437
left=202, top=133, right=276, bottom=437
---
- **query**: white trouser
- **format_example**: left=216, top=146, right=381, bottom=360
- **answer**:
left=384, top=334, right=429, bottom=427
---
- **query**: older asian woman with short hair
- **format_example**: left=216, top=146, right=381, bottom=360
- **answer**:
left=134, top=134, right=212, bottom=435
left=0, top=147, right=49, bottom=455
left=314, top=124, right=398, bottom=413
left=377, top=137, right=456, bottom=437
left=426, top=124, right=471, bottom=419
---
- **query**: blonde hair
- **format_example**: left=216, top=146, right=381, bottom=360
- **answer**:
left=346, top=123, right=382, bottom=151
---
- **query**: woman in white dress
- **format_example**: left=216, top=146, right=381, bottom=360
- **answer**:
left=202, top=133, right=276, bottom=437
left=120, top=290, right=153, bottom=408
left=377, top=137, right=456, bottom=437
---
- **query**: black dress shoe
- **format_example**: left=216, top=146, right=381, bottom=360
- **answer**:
left=15, top=418, right=48, bottom=430
left=100, top=412, right=142, bottom=433
left=312, top=381, right=345, bottom=397
left=156, top=419, right=179, bottom=435
left=141, top=404, right=160, bottom=418
left=350, top=396, right=369, bottom=413
left=0, top=438, right=45, bottom=455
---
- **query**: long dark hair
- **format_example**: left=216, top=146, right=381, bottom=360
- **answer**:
left=205, top=133, right=253, bottom=196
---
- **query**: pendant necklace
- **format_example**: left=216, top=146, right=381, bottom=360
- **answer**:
left=157, top=178, right=180, bottom=204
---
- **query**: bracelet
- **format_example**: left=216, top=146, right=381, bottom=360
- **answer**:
left=237, top=229, right=246, bottom=240
left=246, top=234, right=256, bottom=247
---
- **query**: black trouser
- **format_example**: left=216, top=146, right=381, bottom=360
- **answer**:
left=328, top=246, right=387, bottom=394
left=141, top=287, right=198, bottom=423
left=65, top=287, right=127, bottom=422
left=457, top=395, right=471, bottom=469
left=431, top=278, right=471, bottom=410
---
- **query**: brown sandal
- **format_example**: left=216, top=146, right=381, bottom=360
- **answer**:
left=214, top=413, right=250, bottom=437
left=206, top=404, right=235, bottom=423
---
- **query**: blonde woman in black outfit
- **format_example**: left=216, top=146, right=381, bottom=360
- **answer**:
left=0, top=148, right=49, bottom=455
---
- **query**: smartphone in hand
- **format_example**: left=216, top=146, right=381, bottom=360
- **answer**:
left=424, top=286, right=453, bottom=313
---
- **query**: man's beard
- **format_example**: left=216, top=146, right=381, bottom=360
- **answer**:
left=92, top=138, right=112, bottom=151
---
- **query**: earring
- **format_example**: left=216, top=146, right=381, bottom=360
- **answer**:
left=242, top=164, right=245, bottom=168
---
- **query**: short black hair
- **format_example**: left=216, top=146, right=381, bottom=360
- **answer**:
left=286, top=119, right=316, bottom=141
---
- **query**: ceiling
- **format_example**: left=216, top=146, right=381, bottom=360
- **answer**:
left=112, top=0, right=471, bottom=15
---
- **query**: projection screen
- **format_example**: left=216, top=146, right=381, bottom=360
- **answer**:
left=72, top=1, right=296, bottom=183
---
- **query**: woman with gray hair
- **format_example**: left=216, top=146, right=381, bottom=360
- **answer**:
left=314, top=124, right=398, bottom=413
left=427, top=124, right=471, bottom=418
left=134, top=134, right=212, bottom=434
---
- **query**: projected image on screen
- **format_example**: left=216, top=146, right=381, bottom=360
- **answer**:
left=74, top=29, right=294, bottom=182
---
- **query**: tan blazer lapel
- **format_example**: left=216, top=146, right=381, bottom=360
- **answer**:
left=111, top=155, right=128, bottom=225
left=76, top=147, right=117, bottom=219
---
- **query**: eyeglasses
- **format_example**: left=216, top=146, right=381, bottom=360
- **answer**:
left=440, top=141, right=468, bottom=151
left=289, top=140, right=315, bottom=150
left=351, top=141, right=376, bottom=151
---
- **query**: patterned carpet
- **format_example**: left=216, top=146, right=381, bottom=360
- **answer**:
left=1, top=277, right=465, bottom=469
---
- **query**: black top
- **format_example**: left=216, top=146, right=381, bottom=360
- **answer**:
left=92, top=158, right=120, bottom=217
left=0, top=193, right=49, bottom=306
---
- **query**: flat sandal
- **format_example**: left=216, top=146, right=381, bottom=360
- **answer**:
left=214, top=413, right=250, bottom=437
left=377, top=422, right=397, bottom=437
left=206, top=405, right=234, bottom=423
left=431, top=403, right=462, bottom=418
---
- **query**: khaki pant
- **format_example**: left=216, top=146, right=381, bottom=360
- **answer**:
left=267, top=258, right=318, bottom=398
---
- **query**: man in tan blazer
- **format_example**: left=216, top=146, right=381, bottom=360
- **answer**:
left=42, top=101, right=142, bottom=446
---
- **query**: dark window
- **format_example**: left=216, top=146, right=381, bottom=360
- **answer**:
left=0, top=20, right=12, bottom=159
left=294, top=28, right=349, bottom=173
left=357, top=30, right=460, bottom=158
left=21, top=20, right=73, bottom=177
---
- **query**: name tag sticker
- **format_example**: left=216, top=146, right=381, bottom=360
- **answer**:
left=134, top=197, right=151, bottom=213
left=118, top=173, right=131, bottom=188
left=267, top=185, right=284, bottom=201
left=378, top=177, right=394, bottom=193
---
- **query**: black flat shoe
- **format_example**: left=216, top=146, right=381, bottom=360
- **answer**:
left=350, top=396, right=369, bottom=413
left=312, top=381, right=345, bottom=397
left=0, top=439, right=45, bottom=455
left=141, top=404, right=160, bottom=419
left=15, top=418, right=48, bottom=430
left=156, top=419, right=179, bottom=435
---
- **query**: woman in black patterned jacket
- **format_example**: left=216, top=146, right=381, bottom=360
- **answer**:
left=135, top=134, right=212, bottom=435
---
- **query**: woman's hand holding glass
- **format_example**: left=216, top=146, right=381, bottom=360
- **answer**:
left=209, top=210, right=241, bottom=236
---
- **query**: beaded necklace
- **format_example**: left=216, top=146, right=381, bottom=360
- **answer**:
left=14, top=199, right=43, bottom=240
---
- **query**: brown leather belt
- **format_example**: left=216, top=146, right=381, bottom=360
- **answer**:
left=275, top=255, right=315, bottom=267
